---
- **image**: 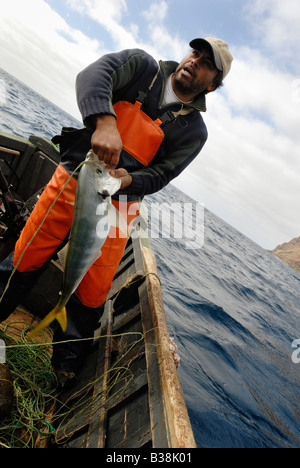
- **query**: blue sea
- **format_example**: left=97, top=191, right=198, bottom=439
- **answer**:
left=0, top=67, right=300, bottom=448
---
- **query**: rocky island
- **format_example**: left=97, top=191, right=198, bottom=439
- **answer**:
left=270, top=237, right=300, bottom=274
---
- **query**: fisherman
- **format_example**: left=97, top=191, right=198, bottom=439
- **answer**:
left=0, top=37, right=233, bottom=387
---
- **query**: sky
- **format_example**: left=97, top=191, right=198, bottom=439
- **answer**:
left=0, top=0, right=299, bottom=250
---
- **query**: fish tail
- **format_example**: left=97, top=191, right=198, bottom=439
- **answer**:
left=28, top=305, right=67, bottom=338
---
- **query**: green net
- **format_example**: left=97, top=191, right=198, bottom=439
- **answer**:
left=0, top=311, right=143, bottom=448
left=0, top=320, right=56, bottom=448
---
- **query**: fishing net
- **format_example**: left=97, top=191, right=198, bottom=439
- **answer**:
left=0, top=308, right=144, bottom=449
left=0, top=309, right=55, bottom=448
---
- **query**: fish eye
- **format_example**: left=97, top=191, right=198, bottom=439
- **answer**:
left=98, top=190, right=109, bottom=199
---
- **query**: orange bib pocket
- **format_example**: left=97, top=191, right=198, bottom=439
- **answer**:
left=113, top=100, right=164, bottom=166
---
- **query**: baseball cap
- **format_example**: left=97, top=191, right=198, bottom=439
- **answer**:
left=189, top=37, right=233, bottom=80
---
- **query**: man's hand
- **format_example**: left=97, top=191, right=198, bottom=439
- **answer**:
left=109, top=168, right=132, bottom=190
left=91, top=114, right=123, bottom=169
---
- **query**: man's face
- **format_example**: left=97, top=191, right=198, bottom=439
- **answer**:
left=173, top=47, right=218, bottom=101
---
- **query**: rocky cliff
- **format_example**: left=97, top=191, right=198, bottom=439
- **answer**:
left=270, top=237, right=300, bottom=274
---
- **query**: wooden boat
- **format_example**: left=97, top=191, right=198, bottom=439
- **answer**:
left=0, top=130, right=196, bottom=448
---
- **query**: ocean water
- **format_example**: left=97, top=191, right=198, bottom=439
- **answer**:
left=0, top=67, right=300, bottom=448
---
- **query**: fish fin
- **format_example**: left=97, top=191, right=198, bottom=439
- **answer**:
left=56, top=307, right=67, bottom=332
left=28, top=306, right=67, bottom=338
left=108, top=204, right=130, bottom=238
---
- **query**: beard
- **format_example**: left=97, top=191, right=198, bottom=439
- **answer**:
left=172, top=70, right=207, bottom=97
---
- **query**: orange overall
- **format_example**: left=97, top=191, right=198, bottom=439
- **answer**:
left=13, top=96, right=166, bottom=309
left=13, top=164, right=140, bottom=308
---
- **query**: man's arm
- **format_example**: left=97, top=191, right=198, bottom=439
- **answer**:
left=76, top=49, right=156, bottom=174
left=76, top=49, right=148, bottom=127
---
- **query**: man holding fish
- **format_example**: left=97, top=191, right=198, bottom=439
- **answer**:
left=0, top=38, right=233, bottom=387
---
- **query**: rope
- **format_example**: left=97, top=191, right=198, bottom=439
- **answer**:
left=0, top=319, right=144, bottom=448
left=0, top=322, right=56, bottom=448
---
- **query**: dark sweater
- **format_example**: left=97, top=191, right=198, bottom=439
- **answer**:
left=75, top=48, right=208, bottom=201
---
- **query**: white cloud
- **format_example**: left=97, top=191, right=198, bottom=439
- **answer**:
left=65, top=0, right=139, bottom=49
left=244, top=0, right=300, bottom=73
left=142, top=1, right=169, bottom=23
left=0, top=0, right=105, bottom=118
left=173, top=83, right=300, bottom=248
left=140, top=1, right=188, bottom=60
left=65, top=0, right=188, bottom=61
left=224, top=47, right=300, bottom=142
left=67, top=0, right=128, bottom=23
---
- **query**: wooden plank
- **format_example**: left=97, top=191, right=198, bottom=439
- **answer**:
left=105, top=387, right=151, bottom=448
left=138, top=279, right=170, bottom=448
left=112, top=303, right=141, bottom=332
left=107, top=362, right=148, bottom=411
left=113, top=426, right=152, bottom=449
left=112, top=271, right=145, bottom=317
left=140, top=240, right=197, bottom=448
left=0, top=146, right=20, bottom=156
left=53, top=341, right=101, bottom=444
left=54, top=305, right=112, bottom=447
left=0, top=131, right=34, bottom=152
left=60, top=428, right=90, bottom=448
left=107, top=263, right=138, bottom=300
left=28, top=135, right=60, bottom=163
left=0, top=140, right=35, bottom=189
left=86, top=300, right=113, bottom=448
left=12, top=143, right=36, bottom=191
left=54, top=391, right=94, bottom=444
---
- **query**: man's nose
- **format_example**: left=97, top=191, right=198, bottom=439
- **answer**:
left=191, top=54, right=204, bottom=67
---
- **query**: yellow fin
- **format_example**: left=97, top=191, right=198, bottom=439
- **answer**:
left=56, top=307, right=67, bottom=332
left=28, top=306, right=67, bottom=338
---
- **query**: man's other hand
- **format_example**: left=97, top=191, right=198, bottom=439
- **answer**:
left=109, top=168, right=132, bottom=190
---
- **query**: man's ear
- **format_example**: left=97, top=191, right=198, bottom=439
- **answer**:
left=206, top=83, right=217, bottom=93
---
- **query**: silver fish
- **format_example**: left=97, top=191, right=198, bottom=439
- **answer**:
left=29, top=151, right=126, bottom=338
